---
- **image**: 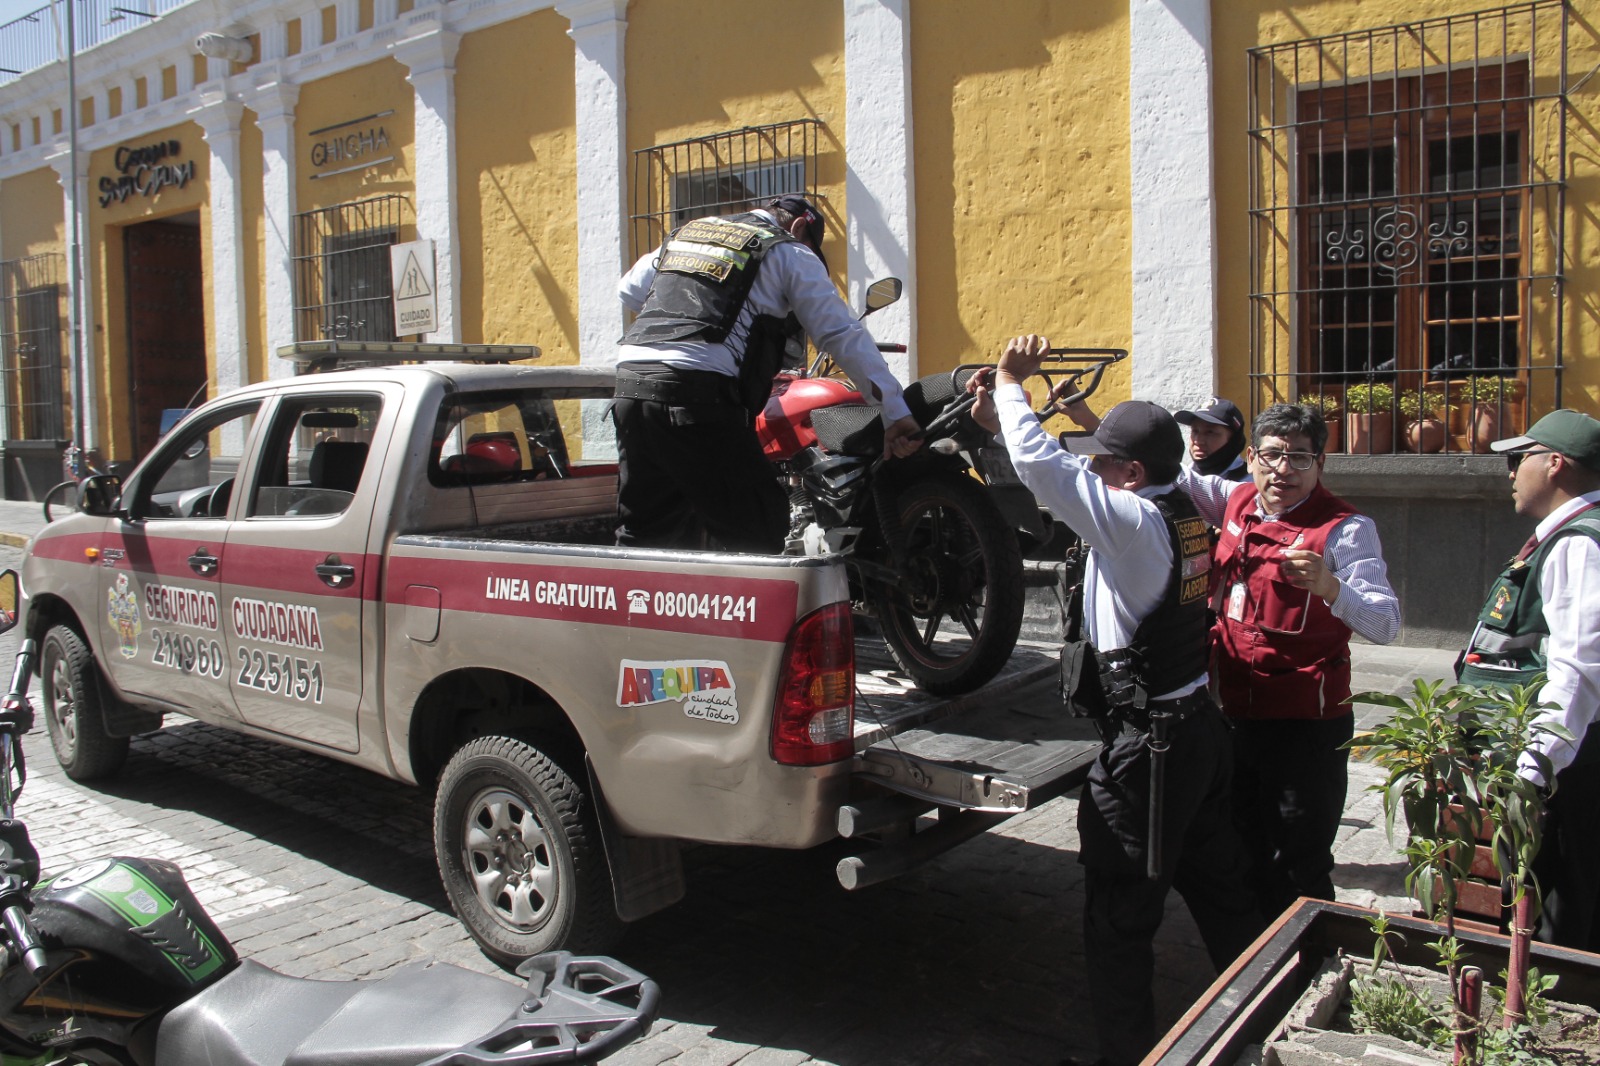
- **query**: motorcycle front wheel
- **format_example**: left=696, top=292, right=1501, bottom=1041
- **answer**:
left=865, top=474, right=1024, bottom=696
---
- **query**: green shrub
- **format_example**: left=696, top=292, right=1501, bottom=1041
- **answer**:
left=1345, top=382, right=1395, bottom=414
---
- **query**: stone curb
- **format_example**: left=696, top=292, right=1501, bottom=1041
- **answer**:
left=0, top=532, right=29, bottom=549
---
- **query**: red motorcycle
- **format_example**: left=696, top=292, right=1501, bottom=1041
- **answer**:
left=756, top=279, right=1122, bottom=695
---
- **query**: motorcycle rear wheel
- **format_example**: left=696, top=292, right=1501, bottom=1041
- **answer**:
left=866, top=475, right=1024, bottom=696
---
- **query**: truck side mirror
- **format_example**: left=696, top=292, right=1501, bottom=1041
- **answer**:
left=78, top=473, right=123, bottom=517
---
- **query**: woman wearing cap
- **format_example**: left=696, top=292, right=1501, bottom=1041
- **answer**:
left=1174, top=398, right=1249, bottom=482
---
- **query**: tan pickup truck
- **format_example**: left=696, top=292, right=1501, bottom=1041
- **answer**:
left=20, top=344, right=1093, bottom=964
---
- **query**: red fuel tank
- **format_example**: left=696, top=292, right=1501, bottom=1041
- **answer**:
left=756, top=376, right=867, bottom=460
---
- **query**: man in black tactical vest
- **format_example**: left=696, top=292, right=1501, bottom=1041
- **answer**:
left=1464, top=409, right=1600, bottom=949
left=613, top=195, right=921, bottom=553
left=970, top=335, right=1263, bottom=1066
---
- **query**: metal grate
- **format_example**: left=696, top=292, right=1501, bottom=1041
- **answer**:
left=629, top=119, right=821, bottom=259
left=0, top=254, right=64, bottom=440
left=292, top=194, right=408, bottom=344
left=1247, top=1, right=1569, bottom=455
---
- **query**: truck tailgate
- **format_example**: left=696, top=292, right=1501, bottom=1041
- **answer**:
left=850, top=636, right=1100, bottom=814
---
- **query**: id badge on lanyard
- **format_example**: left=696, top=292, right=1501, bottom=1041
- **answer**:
left=1227, top=581, right=1246, bottom=621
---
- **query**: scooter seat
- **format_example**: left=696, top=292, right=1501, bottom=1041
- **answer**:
left=154, top=958, right=527, bottom=1066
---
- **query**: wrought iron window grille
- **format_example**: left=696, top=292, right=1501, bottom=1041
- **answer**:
left=292, top=194, right=409, bottom=348
left=629, top=118, right=822, bottom=259
left=0, top=253, right=65, bottom=441
left=1247, top=1, right=1569, bottom=456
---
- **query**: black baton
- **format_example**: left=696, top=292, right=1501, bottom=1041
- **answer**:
left=1146, top=707, right=1172, bottom=881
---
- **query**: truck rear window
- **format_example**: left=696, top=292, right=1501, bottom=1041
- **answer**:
left=429, top=389, right=598, bottom=487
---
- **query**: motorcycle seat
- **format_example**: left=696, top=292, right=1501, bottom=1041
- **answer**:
left=154, top=958, right=527, bottom=1066
left=811, top=404, right=884, bottom=457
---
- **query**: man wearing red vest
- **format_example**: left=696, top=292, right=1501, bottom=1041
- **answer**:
left=1180, top=403, right=1401, bottom=916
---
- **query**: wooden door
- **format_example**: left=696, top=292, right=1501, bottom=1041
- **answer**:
left=125, top=220, right=204, bottom=460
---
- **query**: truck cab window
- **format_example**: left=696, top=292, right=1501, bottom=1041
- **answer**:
left=136, top=404, right=260, bottom=520
left=250, top=395, right=383, bottom=518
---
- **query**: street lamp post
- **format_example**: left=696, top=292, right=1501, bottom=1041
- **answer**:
left=63, top=0, right=84, bottom=477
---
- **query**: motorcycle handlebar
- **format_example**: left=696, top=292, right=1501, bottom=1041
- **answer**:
left=1, top=903, right=46, bottom=977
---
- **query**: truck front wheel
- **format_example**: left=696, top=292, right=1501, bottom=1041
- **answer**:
left=434, top=736, right=621, bottom=966
left=41, top=625, right=130, bottom=780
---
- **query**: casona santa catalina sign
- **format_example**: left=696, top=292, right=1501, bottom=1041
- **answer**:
left=99, top=140, right=196, bottom=207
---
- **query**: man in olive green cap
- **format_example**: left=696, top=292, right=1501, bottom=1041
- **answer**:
left=1460, top=409, right=1600, bottom=948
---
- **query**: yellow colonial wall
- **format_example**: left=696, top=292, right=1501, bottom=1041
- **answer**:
left=89, top=120, right=207, bottom=457
left=1213, top=0, right=1600, bottom=418
left=911, top=4, right=1131, bottom=397
left=0, top=168, right=64, bottom=258
left=625, top=0, right=847, bottom=277
left=455, top=9, right=577, bottom=358
left=293, top=59, right=415, bottom=222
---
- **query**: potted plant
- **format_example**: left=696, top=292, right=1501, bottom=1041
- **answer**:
left=1305, top=392, right=1343, bottom=453
left=1468, top=377, right=1527, bottom=453
left=1343, top=382, right=1395, bottom=455
left=1344, top=677, right=1568, bottom=1062
left=1398, top=390, right=1446, bottom=454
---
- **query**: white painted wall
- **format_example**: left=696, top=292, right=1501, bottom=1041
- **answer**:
left=1128, top=0, right=1218, bottom=411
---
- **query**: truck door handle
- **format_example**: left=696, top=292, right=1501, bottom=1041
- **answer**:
left=188, top=549, right=219, bottom=576
left=315, top=562, right=356, bottom=589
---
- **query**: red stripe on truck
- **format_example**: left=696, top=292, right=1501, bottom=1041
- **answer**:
left=387, top=554, right=800, bottom=643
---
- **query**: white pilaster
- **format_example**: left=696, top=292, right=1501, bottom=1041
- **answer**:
left=842, top=0, right=915, bottom=384
left=557, top=0, right=628, bottom=369
left=391, top=26, right=461, bottom=342
left=1128, top=0, right=1217, bottom=409
left=47, top=146, right=98, bottom=452
left=191, top=93, right=248, bottom=425
left=556, top=0, right=627, bottom=461
left=248, top=71, right=299, bottom=379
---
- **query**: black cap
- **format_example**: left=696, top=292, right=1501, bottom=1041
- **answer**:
left=769, top=195, right=826, bottom=268
left=1060, top=400, right=1183, bottom=468
left=1174, top=397, right=1245, bottom=433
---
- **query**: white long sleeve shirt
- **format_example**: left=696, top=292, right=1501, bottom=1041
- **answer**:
left=1178, top=469, right=1402, bottom=646
left=617, top=210, right=912, bottom=424
left=1519, top=490, right=1600, bottom=784
left=996, top=384, right=1203, bottom=699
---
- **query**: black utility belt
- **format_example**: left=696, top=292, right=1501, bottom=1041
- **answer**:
left=614, top=365, right=740, bottom=406
left=1111, top=690, right=1212, bottom=734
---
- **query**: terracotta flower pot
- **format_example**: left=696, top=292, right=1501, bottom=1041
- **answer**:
left=1405, top=418, right=1446, bottom=454
left=1345, top=412, right=1394, bottom=455
left=1472, top=403, right=1501, bottom=453
left=1323, top=418, right=1343, bottom=454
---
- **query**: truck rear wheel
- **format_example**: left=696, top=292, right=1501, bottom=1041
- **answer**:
left=434, top=736, right=621, bottom=966
left=42, top=625, right=130, bottom=780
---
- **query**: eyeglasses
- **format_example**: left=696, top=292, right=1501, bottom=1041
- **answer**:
left=1507, top=449, right=1558, bottom=474
left=1253, top=449, right=1319, bottom=472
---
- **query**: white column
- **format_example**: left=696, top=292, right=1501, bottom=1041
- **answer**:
left=47, top=146, right=98, bottom=452
left=557, top=0, right=628, bottom=461
left=1128, top=0, right=1217, bottom=409
left=191, top=92, right=248, bottom=423
left=392, top=26, right=461, bottom=342
left=842, top=0, right=915, bottom=384
left=248, top=71, right=299, bottom=379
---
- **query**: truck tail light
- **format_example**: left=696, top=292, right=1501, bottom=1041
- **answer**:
left=771, top=601, right=855, bottom=766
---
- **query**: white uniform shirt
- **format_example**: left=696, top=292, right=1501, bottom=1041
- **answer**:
left=1521, top=489, right=1600, bottom=784
left=617, top=210, right=912, bottom=424
left=1178, top=469, right=1402, bottom=646
left=996, top=384, right=1204, bottom=699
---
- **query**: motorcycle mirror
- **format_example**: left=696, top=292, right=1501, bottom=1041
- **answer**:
left=861, top=278, right=903, bottom=317
left=0, top=571, right=17, bottom=637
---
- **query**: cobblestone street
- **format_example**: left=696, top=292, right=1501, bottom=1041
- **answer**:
left=0, top=541, right=1454, bottom=1065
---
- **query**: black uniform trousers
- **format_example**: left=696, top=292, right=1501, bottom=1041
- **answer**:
left=1533, top=732, right=1600, bottom=950
left=610, top=371, right=789, bottom=555
left=1228, top=714, right=1354, bottom=917
left=1078, top=696, right=1265, bottom=1066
